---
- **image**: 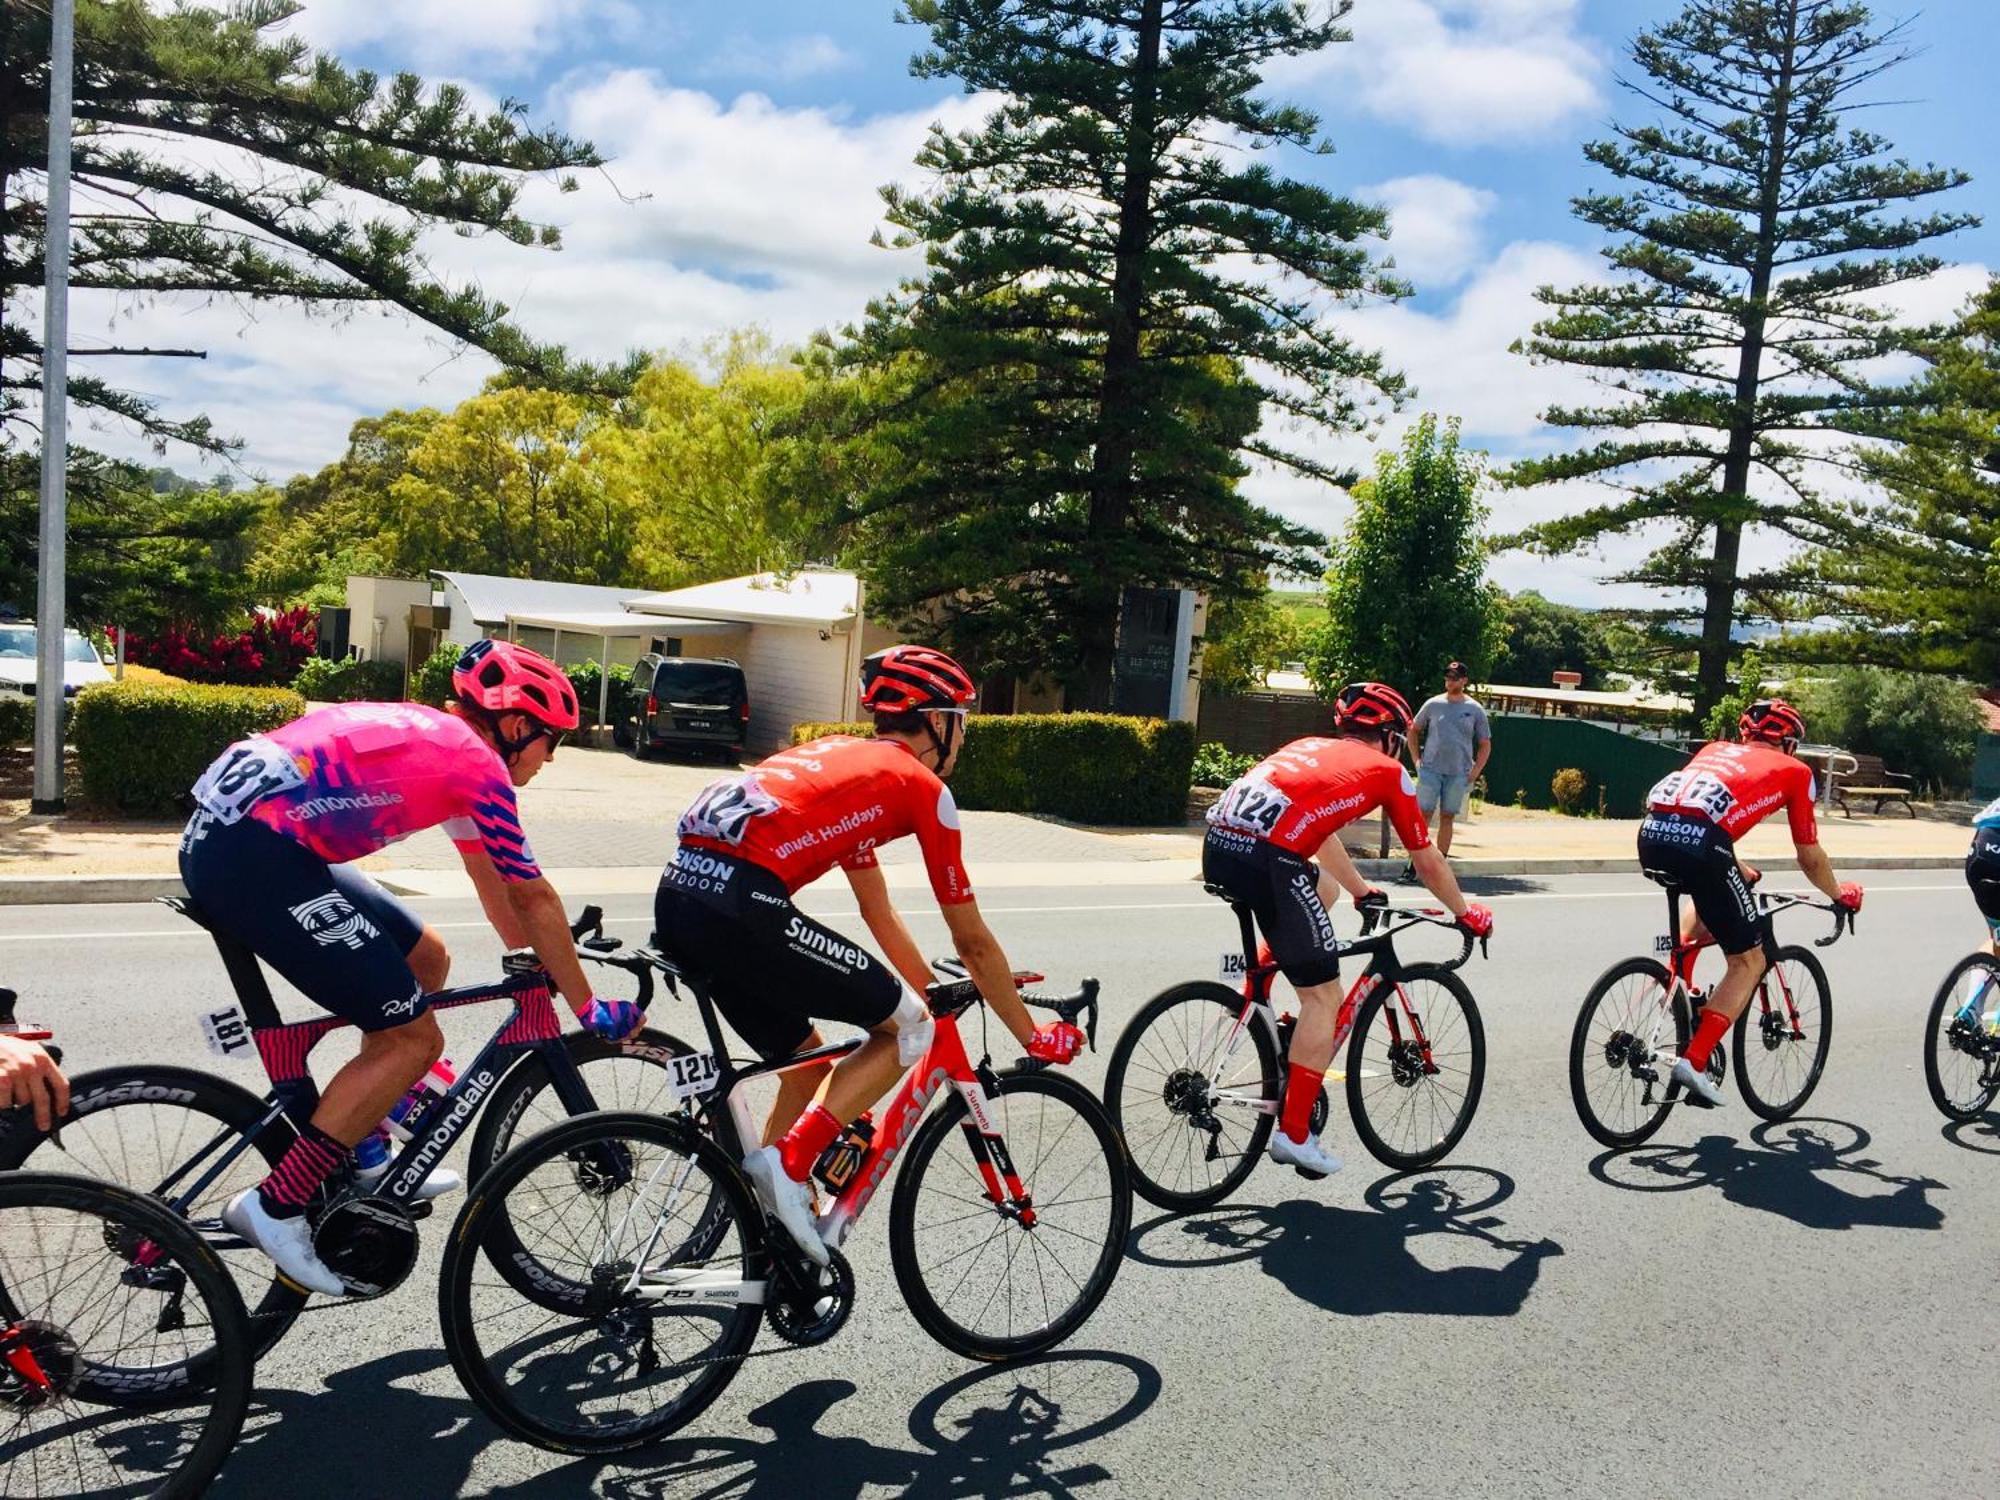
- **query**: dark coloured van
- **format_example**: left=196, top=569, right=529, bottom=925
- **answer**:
left=621, top=655, right=749, bottom=762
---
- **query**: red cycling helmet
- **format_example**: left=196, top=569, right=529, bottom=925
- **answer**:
left=453, top=639, right=580, bottom=732
left=1334, top=681, right=1415, bottom=737
left=1738, top=698, right=1805, bottom=748
left=860, top=645, right=977, bottom=715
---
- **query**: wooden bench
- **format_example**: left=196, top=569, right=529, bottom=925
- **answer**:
left=1830, top=753, right=1916, bottom=818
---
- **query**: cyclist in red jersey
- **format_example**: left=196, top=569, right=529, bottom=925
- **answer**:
left=654, top=645, right=1083, bottom=1265
left=1637, top=699, right=1862, bottom=1106
left=1204, top=682, right=1494, bottom=1177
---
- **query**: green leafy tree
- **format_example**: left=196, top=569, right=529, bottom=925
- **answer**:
left=2, top=0, right=626, bottom=455
left=1197, top=591, right=1309, bottom=696
left=829, top=0, right=1404, bottom=699
left=1306, top=416, right=1496, bottom=700
left=1821, top=278, right=2000, bottom=685
left=0, top=448, right=264, bottom=628
left=1786, top=666, right=1983, bottom=792
left=1490, top=591, right=1617, bottom=688
left=249, top=409, right=440, bottom=602
left=1500, top=0, right=1975, bottom=720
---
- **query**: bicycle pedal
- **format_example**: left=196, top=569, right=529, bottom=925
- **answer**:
left=1293, top=1166, right=1328, bottom=1182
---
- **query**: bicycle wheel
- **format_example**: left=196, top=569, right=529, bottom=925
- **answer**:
left=439, top=1110, right=765, bottom=1455
left=0, top=1172, right=252, bottom=1500
left=0, top=1065, right=305, bottom=1363
left=889, top=1070, right=1131, bottom=1362
left=467, top=1026, right=703, bottom=1178
left=1103, top=982, right=1278, bottom=1210
left=1923, top=953, right=2000, bottom=1122
left=1345, top=965, right=1485, bottom=1170
left=1569, top=957, right=1689, bottom=1149
left=1733, top=945, right=1832, bottom=1121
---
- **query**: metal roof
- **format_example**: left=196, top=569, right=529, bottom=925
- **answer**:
left=625, top=569, right=860, bottom=628
left=434, top=570, right=654, bottom=624
left=505, top=610, right=734, bottom=635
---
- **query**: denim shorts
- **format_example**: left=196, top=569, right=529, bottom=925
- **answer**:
left=1416, top=767, right=1471, bottom=818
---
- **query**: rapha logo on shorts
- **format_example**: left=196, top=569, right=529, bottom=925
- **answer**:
left=380, top=987, right=423, bottom=1018
left=289, top=893, right=380, bottom=950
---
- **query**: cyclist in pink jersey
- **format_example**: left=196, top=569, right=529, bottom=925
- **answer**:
left=1637, top=699, right=1862, bottom=1106
left=179, top=640, right=643, bottom=1295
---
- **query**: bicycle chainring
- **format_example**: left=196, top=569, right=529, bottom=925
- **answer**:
left=765, top=1248, right=854, bottom=1348
left=313, top=1196, right=420, bottom=1301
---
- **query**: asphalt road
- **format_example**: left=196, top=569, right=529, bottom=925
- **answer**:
left=3, top=869, right=1998, bottom=1498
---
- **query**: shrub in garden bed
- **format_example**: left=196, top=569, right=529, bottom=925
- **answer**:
left=73, top=680, right=307, bottom=817
left=0, top=698, right=31, bottom=751
left=291, top=655, right=405, bottom=703
left=792, top=713, right=1196, bottom=826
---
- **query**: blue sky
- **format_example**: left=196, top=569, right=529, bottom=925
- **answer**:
left=80, top=1, right=2000, bottom=604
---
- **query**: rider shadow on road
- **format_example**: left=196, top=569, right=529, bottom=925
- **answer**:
left=1126, top=1166, right=1563, bottom=1320
left=212, top=1345, right=1161, bottom=1500
left=1589, top=1117, right=1947, bottom=1232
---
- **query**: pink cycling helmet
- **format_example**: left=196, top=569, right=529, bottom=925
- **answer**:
left=452, top=639, right=580, bottom=732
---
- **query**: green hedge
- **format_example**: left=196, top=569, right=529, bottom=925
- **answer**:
left=73, top=680, right=307, bottom=817
left=793, top=713, right=1196, bottom=825
left=291, top=655, right=404, bottom=703
left=0, top=698, right=31, bottom=751
left=409, top=642, right=460, bottom=708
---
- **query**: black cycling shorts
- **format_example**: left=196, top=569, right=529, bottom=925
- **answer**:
left=653, top=850, right=904, bottom=1061
left=1201, top=826, right=1342, bottom=987
left=1637, top=811, right=1761, bottom=956
left=178, top=810, right=428, bottom=1031
left=1969, top=828, right=2000, bottom=933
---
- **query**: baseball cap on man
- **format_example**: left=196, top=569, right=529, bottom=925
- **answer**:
left=1444, top=660, right=1470, bottom=678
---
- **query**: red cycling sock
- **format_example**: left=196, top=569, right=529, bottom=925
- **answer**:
left=257, top=1121, right=347, bottom=1220
left=1683, top=1006, right=1732, bottom=1072
left=1279, top=1062, right=1322, bottom=1144
left=778, top=1104, right=844, bottom=1182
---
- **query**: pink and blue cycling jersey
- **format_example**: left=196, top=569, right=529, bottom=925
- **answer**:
left=192, top=702, right=540, bottom=882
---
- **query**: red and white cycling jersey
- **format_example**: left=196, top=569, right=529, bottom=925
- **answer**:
left=1208, top=736, right=1431, bottom=856
left=1647, top=740, right=1819, bottom=845
left=676, top=736, right=974, bottom=905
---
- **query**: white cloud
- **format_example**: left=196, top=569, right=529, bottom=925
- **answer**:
left=1271, top=0, right=1603, bottom=146
left=700, top=33, right=857, bottom=82
left=1362, top=175, right=1497, bottom=288
left=56, top=71, right=991, bottom=480
left=281, top=0, right=642, bottom=71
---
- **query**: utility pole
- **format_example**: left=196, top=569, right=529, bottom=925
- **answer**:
left=32, top=0, right=75, bottom=814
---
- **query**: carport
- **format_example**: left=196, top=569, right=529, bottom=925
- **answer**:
left=503, top=610, right=735, bottom=727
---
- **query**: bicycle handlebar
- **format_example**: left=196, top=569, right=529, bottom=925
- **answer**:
left=1354, top=903, right=1484, bottom=970
left=1756, top=890, right=1856, bottom=948
left=926, top=958, right=1101, bottom=1052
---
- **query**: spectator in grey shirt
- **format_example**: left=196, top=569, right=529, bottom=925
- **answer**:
left=1411, top=660, right=1491, bottom=860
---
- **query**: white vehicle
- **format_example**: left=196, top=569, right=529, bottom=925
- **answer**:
left=0, top=623, right=113, bottom=699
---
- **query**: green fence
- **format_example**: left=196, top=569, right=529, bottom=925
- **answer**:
left=1479, top=714, right=1689, bottom=818
left=1975, top=732, right=2000, bottom=800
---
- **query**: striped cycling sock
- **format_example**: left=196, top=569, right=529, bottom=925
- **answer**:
left=256, top=1121, right=347, bottom=1220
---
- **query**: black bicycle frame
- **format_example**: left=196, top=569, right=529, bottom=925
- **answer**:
left=159, top=898, right=605, bottom=1218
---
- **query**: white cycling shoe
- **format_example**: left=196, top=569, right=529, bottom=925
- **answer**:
left=1671, top=1057, right=1724, bottom=1109
left=1269, top=1129, right=1344, bottom=1178
left=743, top=1146, right=829, bottom=1267
left=353, top=1159, right=464, bottom=1200
left=222, top=1189, right=347, bottom=1297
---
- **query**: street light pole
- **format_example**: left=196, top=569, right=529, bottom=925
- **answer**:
left=32, top=0, right=76, bottom=814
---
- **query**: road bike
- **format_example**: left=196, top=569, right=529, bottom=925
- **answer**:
left=0, top=897, right=698, bottom=1363
left=1922, top=943, right=2000, bottom=1121
left=0, top=1170, right=251, bottom=1499
left=1570, top=887, right=1852, bottom=1148
left=1103, top=891, right=1488, bottom=1211
left=437, top=919, right=1132, bottom=1454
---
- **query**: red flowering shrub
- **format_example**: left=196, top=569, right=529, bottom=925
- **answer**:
left=123, top=606, right=318, bottom=686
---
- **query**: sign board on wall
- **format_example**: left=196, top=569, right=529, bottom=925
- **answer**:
left=1110, top=587, right=1197, bottom=720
